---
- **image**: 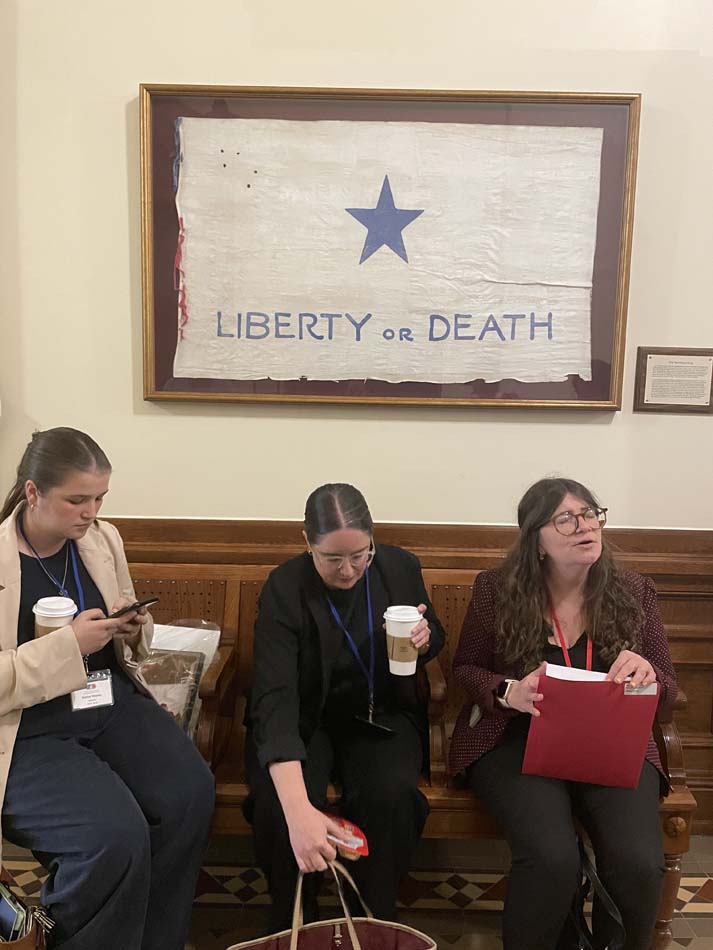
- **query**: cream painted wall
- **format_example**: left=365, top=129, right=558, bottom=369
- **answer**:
left=1, top=0, right=712, bottom=526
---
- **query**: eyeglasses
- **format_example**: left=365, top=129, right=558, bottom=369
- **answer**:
left=548, top=506, right=608, bottom=536
left=310, top=543, right=375, bottom=571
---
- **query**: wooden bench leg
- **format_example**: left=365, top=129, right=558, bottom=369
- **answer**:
left=652, top=851, right=680, bottom=950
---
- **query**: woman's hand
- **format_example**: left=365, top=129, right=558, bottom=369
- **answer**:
left=503, top=662, right=546, bottom=716
left=607, top=650, right=656, bottom=688
left=285, top=804, right=351, bottom=873
left=411, top=604, right=431, bottom=654
left=70, top=609, right=122, bottom=656
left=269, top=762, right=350, bottom=873
left=109, top=599, right=149, bottom=639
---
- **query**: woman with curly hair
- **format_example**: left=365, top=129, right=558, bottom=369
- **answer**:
left=450, top=477, right=676, bottom=950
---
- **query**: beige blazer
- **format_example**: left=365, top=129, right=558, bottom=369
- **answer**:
left=0, top=504, right=154, bottom=863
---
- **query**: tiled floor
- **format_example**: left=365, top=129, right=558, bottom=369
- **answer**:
left=5, top=836, right=713, bottom=947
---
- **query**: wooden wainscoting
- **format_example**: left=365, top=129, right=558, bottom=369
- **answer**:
left=110, top=518, right=713, bottom=830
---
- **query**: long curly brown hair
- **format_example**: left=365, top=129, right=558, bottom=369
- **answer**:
left=497, top=477, right=644, bottom=674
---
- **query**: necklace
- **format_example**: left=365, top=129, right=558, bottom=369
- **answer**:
left=32, top=541, right=70, bottom=596
left=56, top=543, right=70, bottom=593
left=19, top=517, right=71, bottom=597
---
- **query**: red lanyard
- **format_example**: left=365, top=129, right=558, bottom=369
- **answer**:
left=550, top=605, right=592, bottom=671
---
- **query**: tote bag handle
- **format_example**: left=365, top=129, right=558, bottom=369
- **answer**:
left=289, top=861, right=374, bottom=950
left=329, top=861, right=374, bottom=918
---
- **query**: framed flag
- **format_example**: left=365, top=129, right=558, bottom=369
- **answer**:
left=140, top=85, right=640, bottom=409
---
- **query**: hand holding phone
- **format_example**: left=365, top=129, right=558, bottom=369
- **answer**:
left=109, top=597, right=159, bottom=619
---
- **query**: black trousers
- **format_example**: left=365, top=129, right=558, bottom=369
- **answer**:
left=247, top=711, right=429, bottom=931
left=468, top=732, right=665, bottom=950
left=2, top=689, right=215, bottom=950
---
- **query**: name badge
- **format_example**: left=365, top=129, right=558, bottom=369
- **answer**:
left=71, top=670, right=114, bottom=711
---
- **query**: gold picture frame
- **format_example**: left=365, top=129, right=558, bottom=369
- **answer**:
left=141, top=85, right=640, bottom=409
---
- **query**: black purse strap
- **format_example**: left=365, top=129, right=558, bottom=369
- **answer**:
left=568, top=839, right=626, bottom=950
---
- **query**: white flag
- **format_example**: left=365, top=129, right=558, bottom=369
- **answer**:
left=173, top=117, right=603, bottom=384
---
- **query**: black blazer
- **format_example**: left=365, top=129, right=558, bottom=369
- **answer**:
left=248, top=544, right=445, bottom=768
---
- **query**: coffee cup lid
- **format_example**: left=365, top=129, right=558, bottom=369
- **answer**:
left=383, top=605, right=421, bottom=622
left=32, top=596, right=77, bottom=618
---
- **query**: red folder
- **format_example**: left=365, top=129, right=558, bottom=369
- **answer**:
left=522, top=675, right=659, bottom=789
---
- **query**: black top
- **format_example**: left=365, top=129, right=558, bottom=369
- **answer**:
left=506, top=630, right=607, bottom=737
left=321, top=570, right=393, bottom=722
left=248, top=544, right=446, bottom=769
left=18, top=544, right=117, bottom=667
left=543, top=629, right=608, bottom=675
left=17, top=544, right=128, bottom=738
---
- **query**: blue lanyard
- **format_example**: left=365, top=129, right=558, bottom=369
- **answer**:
left=19, top=516, right=85, bottom=616
left=68, top=541, right=86, bottom=614
left=326, top=567, right=375, bottom=722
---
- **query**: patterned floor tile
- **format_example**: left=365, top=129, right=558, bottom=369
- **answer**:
left=2, top=860, right=47, bottom=899
left=671, top=914, right=696, bottom=937
left=687, top=916, right=713, bottom=936
left=693, top=880, right=713, bottom=903
left=446, top=937, right=501, bottom=950
left=5, top=856, right=713, bottom=920
left=7, top=842, right=713, bottom=948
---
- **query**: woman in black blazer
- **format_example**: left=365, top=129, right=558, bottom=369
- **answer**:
left=246, top=483, right=445, bottom=930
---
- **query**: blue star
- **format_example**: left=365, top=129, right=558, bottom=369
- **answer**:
left=346, top=176, right=424, bottom=264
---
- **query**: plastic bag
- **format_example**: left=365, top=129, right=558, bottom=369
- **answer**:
left=139, top=624, right=220, bottom=737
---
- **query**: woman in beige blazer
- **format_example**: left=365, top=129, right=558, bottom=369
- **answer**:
left=0, top=427, right=214, bottom=950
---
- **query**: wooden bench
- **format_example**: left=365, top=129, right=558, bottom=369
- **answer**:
left=129, top=560, right=696, bottom=950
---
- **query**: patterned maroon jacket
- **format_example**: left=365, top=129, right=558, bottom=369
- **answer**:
left=448, top=568, right=677, bottom=777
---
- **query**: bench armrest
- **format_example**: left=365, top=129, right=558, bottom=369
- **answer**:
left=199, top=644, right=234, bottom=699
left=196, top=644, right=239, bottom=769
left=425, top=657, right=447, bottom=705
left=423, top=657, right=448, bottom=788
left=654, top=688, right=688, bottom=791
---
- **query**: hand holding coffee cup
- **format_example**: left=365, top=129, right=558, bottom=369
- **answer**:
left=410, top=604, right=431, bottom=653
left=34, top=597, right=117, bottom=656
left=384, top=605, right=430, bottom=676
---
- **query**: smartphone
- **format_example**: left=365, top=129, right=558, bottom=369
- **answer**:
left=109, top=597, right=159, bottom=619
left=0, top=883, right=26, bottom=941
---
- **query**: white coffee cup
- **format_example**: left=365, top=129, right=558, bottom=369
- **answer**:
left=32, top=596, right=77, bottom=638
left=383, top=605, right=421, bottom=676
